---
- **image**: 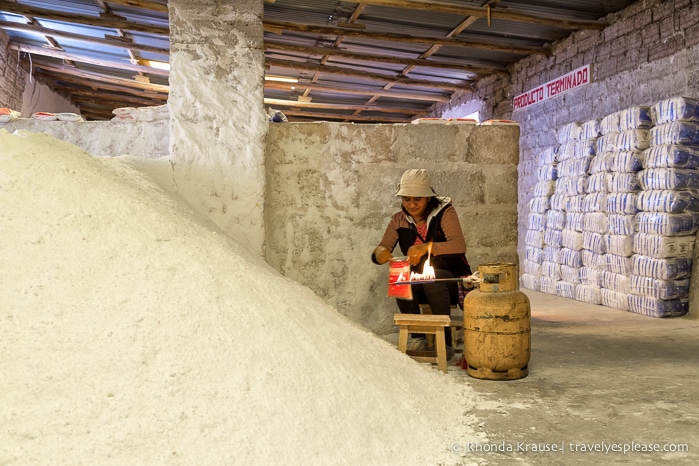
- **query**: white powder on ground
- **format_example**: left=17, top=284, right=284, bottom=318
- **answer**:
left=0, top=129, right=485, bottom=465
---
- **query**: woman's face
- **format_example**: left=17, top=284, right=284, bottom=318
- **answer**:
left=401, top=196, right=428, bottom=220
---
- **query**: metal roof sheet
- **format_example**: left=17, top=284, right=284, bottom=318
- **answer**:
left=0, top=0, right=638, bottom=122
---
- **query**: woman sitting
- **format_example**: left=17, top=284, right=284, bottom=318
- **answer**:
left=372, top=169, right=472, bottom=357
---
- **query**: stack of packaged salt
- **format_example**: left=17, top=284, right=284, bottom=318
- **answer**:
left=589, top=107, right=650, bottom=310
left=551, top=122, right=596, bottom=300
left=522, top=144, right=559, bottom=292
left=630, top=97, right=699, bottom=317
left=575, top=117, right=607, bottom=304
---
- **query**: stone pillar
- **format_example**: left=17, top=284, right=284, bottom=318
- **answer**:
left=168, top=0, right=267, bottom=255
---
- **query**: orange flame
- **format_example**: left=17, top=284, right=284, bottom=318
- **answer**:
left=409, top=244, right=435, bottom=282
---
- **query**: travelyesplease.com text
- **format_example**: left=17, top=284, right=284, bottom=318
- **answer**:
left=451, top=441, right=689, bottom=455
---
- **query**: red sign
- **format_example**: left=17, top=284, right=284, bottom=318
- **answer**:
left=513, top=64, right=593, bottom=111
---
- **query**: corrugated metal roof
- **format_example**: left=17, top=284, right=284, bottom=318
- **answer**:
left=0, top=0, right=639, bottom=122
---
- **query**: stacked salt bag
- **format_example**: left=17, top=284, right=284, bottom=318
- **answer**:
left=552, top=122, right=592, bottom=300
left=594, top=107, right=650, bottom=310
left=631, top=97, right=699, bottom=317
left=523, top=145, right=559, bottom=293
left=576, top=117, right=607, bottom=305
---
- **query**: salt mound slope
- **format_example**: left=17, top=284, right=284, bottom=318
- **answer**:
left=0, top=129, right=483, bottom=465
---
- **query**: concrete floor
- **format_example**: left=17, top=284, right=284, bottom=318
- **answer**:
left=445, top=290, right=699, bottom=466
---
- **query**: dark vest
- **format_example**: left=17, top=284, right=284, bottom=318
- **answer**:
left=396, top=206, right=472, bottom=276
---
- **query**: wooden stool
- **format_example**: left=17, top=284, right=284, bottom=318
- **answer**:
left=419, top=304, right=463, bottom=350
left=394, top=313, right=450, bottom=373
left=450, top=318, right=464, bottom=349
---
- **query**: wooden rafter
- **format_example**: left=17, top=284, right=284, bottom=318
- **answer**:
left=264, top=20, right=550, bottom=56
left=61, top=89, right=164, bottom=119
left=356, top=0, right=502, bottom=114
left=43, top=75, right=167, bottom=102
left=103, top=0, right=168, bottom=13
left=281, top=109, right=411, bottom=123
left=264, top=40, right=499, bottom=75
left=351, top=0, right=607, bottom=30
left=3, top=0, right=76, bottom=68
left=0, top=20, right=169, bottom=55
left=403, top=0, right=503, bottom=74
left=0, top=1, right=169, bottom=34
left=263, top=97, right=429, bottom=114
left=1, top=0, right=606, bottom=32
left=93, top=0, right=148, bottom=82
left=10, top=44, right=169, bottom=77
left=266, top=58, right=471, bottom=92
left=29, top=61, right=168, bottom=94
left=303, top=3, right=367, bottom=100
left=263, top=80, right=450, bottom=103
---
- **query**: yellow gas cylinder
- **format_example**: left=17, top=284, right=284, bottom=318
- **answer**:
left=463, top=262, right=530, bottom=380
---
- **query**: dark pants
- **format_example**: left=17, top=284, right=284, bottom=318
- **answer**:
left=396, top=268, right=459, bottom=347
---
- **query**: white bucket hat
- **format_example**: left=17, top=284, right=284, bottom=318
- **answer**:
left=395, top=169, right=437, bottom=197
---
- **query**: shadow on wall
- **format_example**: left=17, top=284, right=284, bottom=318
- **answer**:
left=21, top=79, right=80, bottom=117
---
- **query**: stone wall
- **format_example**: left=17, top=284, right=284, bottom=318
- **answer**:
left=0, top=119, right=169, bottom=158
left=265, top=122, right=519, bottom=333
left=0, top=29, right=26, bottom=110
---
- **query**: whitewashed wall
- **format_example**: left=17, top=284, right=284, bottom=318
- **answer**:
left=0, top=120, right=169, bottom=158
left=265, top=122, right=520, bottom=334
left=168, top=0, right=267, bottom=255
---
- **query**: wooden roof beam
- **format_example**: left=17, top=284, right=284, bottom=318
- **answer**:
left=94, top=0, right=148, bottom=81
left=353, top=0, right=607, bottom=30
left=264, top=80, right=450, bottom=102
left=0, top=1, right=76, bottom=66
left=265, top=40, right=499, bottom=75
left=0, top=20, right=169, bottom=55
left=266, top=57, right=471, bottom=92
left=30, top=61, right=169, bottom=94
left=0, top=2, right=169, bottom=35
left=282, top=109, right=411, bottom=123
left=264, top=20, right=549, bottom=56
left=71, top=94, right=162, bottom=109
left=34, top=78, right=165, bottom=102
left=264, top=97, right=429, bottom=115
left=102, top=0, right=168, bottom=13
left=9, top=43, right=169, bottom=77
left=305, top=3, right=367, bottom=99
left=358, top=0, right=500, bottom=112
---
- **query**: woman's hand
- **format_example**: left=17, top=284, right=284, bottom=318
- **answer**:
left=407, top=242, right=432, bottom=266
left=374, top=246, right=393, bottom=265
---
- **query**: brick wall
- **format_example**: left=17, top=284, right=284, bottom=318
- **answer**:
left=432, top=0, right=699, bottom=267
left=0, top=29, right=26, bottom=110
